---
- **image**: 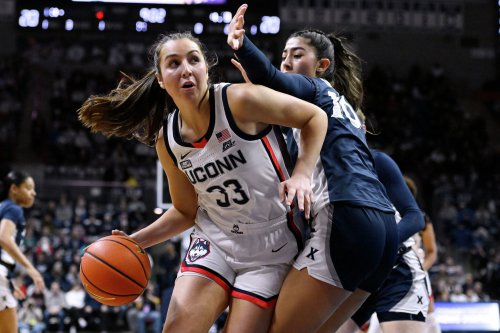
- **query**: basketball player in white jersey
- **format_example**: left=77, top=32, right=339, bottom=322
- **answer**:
left=78, top=31, right=327, bottom=333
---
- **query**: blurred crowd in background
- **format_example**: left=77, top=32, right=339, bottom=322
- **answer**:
left=1, top=30, right=500, bottom=332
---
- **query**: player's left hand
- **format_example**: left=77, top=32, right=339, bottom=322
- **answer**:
left=11, top=282, right=26, bottom=300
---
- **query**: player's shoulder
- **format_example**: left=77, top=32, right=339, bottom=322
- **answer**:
left=0, top=200, right=23, bottom=219
left=313, top=77, right=334, bottom=94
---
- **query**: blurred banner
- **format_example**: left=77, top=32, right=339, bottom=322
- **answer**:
left=435, top=302, right=500, bottom=332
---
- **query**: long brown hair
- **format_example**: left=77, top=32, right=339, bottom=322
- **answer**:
left=77, top=32, right=217, bottom=145
left=288, top=30, right=364, bottom=112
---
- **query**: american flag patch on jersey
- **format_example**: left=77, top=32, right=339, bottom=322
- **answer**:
left=216, top=128, right=231, bottom=142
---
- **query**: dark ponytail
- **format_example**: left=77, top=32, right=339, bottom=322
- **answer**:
left=326, top=33, right=364, bottom=112
left=0, top=171, right=30, bottom=201
left=289, top=30, right=364, bottom=112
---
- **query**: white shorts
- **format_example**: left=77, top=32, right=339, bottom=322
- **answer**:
left=0, top=274, right=17, bottom=311
left=385, top=249, right=429, bottom=316
left=179, top=208, right=300, bottom=308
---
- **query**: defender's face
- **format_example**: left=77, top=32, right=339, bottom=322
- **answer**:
left=280, top=37, right=319, bottom=77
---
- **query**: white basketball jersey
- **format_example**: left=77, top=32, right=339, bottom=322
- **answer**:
left=163, top=83, right=292, bottom=228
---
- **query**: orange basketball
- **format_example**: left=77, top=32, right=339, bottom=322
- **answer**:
left=79, top=235, right=151, bottom=306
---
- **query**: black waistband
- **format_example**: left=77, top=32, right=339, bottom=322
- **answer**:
left=0, top=258, right=16, bottom=272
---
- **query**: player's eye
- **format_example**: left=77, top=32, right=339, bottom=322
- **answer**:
left=189, top=56, right=201, bottom=64
left=167, top=60, right=179, bottom=68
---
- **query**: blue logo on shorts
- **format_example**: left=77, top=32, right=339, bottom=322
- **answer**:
left=188, top=238, right=210, bottom=262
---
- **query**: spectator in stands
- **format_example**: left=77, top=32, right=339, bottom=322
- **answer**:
left=43, top=281, right=67, bottom=332
left=65, top=282, right=88, bottom=331
left=18, top=299, right=46, bottom=333
left=126, top=284, right=162, bottom=333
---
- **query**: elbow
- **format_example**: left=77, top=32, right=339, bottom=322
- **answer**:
left=412, top=210, right=425, bottom=231
left=417, top=217, right=425, bottom=232
left=175, top=205, right=197, bottom=222
left=404, top=208, right=425, bottom=232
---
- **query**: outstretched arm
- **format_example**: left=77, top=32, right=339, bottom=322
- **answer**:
left=123, top=129, right=197, bottom=249
left=228, top=4, right=316, bottom=101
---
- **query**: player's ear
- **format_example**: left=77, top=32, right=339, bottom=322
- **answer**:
left=156, top=74, right=164, bottom=89
left=316, top=58, right=331, bottom=75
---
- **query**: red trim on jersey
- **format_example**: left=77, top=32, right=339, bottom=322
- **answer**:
left=191, top=137, right=208, bottom=148
left=231, top=290, right=277, bottom=308
left=261, top=136, right=286, bottom=181
left=180, top=263, right=231, bottom=292
left=262, top=136, right=304, bottom=250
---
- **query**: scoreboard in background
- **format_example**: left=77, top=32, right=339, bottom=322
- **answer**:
left=16, top=0, right=280, bottom=37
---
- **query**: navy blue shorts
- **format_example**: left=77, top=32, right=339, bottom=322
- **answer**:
left=352, top=248, right=429, bottom=326
left=294, top=203, right=398, bottom=292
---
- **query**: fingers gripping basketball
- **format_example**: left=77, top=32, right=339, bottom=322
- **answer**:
left=80, top=235, right=151, bottom=306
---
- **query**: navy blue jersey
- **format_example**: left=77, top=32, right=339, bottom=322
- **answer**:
left=235, top=36, right=393, bottom=213
left=0, top=199, right=26, bottom=270
left=371, top=150, right=425, bottom=242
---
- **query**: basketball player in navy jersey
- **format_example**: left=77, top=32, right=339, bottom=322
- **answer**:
left=334, top=112, right=429, bottom=333
left=406, top=176, right=442, bottom=333
left=0, top=171, right=46, bottom=333
left=228, top=5, right=399, bottom=332
left=78, top=31, right=327, bottom=333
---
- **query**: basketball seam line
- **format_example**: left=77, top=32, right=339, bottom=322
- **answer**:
left=83, top=251, right=146, bottom=289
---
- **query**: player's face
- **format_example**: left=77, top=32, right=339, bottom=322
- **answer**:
left=156, top=39, right=208, bottom=105
left=11, top=177, right=36, bottom=208
left=280, top=37, right=319, bottom=77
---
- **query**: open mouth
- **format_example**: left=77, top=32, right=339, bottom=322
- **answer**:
left=182, top=82, right=195, bottom=88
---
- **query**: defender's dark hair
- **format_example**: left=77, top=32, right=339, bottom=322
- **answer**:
left=0, top=171, right=30, bottom=201
left=288, top=29, right=364, bottom=112
left=78, top=31, right=217, bottom=146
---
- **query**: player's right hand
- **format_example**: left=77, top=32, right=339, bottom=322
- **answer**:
left=279, top=174, right=312, bottom=219
left=227, top=4, right=248, bottom=50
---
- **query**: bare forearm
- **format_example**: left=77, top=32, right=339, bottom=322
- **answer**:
left=423, top=251, right=437, bottom=271
left=294, top=112, right=327, bottom=177
left=130, top=208, right=195, bottom=249
left=0, top=238, right=35, bottom=271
